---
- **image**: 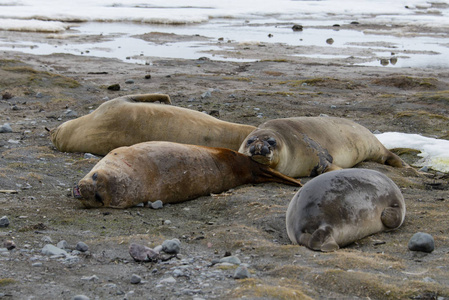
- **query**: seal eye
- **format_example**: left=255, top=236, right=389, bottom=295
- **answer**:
left=247, top=137, right=256, bottom=145
left=266, top=137, right=276, bottom=147
left=92, top=172, right=98, bottom=181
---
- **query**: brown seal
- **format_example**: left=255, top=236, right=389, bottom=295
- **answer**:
left=73, top=141, right=301, bottom=208
left=286, top=168, right=406, bottom=251
left=238, top=116, right=407, bottom=177
left=49, top=94, right=256, bottom=155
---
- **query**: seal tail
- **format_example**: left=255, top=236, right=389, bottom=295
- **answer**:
left=255, top=164, right=302, bottom=186
left=127, top=94, right=172, bottom=105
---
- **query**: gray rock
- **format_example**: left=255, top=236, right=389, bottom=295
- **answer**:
left=32, top=262, right=43, bottom=267
left=159, top=276, right=176, bottom=284
left=81, top=275, right=99, bottom=282
left=219, top=256, right=241, bottom=265
left=408, top=232, right=435, bottom=253
left=233, top=264, right=250, bottom=279
left=84, top=153, right=99, bottom=160
left=0, top=123, right=12, bottom=133
left=162, top=239, right=181, bottom=254
left=130, top=274, right=141, bottom=284
left=57, top=240, right=69, bottom=249
left=150, top=200, right=163, bottom=209
left=72, top=296, right=90, bottom=300
left=65, top=109, right=78, bottom=117
left=129, top=243, right=159, bottom=262
left=0, top=216, right=10, bottom=227
left=201, top=91, right=211, bottom=99
left=76, top=242, right=89, bottom=252
left=125, top=79, right=135, bottom=84
left=42, top=244, right=68, bottom=256
left=42, top=236, right=53, bottom=243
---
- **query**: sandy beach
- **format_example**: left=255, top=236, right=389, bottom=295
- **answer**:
left=1, top=19, right=449, bottom=299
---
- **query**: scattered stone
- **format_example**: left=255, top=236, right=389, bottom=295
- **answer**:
left=159, top=276, right=176, bottom=284
left=42, top=244, right=68, bottom=256
left=209, top=110, right=219, bottom=117
left=2, top=92, right=13, bottom=100
left=32, top=262, right=43, bottom=267
left=233, top=264, right=250, bottom=279
left=129, top=243, right=159, bottom=262
left=150, top=200, right=163, bottom=209
left=408, top=232, right=435, bottom=253
left=201, top=91, right=211, bottom=99
left=4, top=240, right=16, bottom=250
left=0, top=216, right=10, bottom=227
left=130, top=274, right=141, bottom=284
left=0, top=123, right=12, bottom=133
left=419, top=166, right=429, bottom=172
left=107, top=83, right=120, bottom=91
left=57, top=240, right=69, bottom=249
left=144, top=74, right=151, bottom=79
left=81, top=275, right=99, bottom=282
left=162, top=239, right=181, bottom=255
left=84, top=153, right=99, bottom=160
left=125, top=79, right=135, bottom=84
left=292, top=24, right=303, bottom=31
left=72, top=295, right=90, bottom=300
left=42, top=236, right=53, bottom=243
left=36, top=92, right=43, bottom=98
left=76, top=242, right=89, bottom=252
left=326, top=38, right=334, bottom=45
left=164, top=220, right=172, bottom=225
left=65, top=109, right=78, bottom=117
left=219, top=256, right=241, bottom=265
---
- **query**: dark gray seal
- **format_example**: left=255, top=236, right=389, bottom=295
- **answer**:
left=286, top=169, right=406, bottom=251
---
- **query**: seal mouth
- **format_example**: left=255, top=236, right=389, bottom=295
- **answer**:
left=250, top=154, right=272, bottom=165
left=72, top=184, right=82, bottom=199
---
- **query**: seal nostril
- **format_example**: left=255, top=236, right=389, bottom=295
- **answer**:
left=92, top=172, right=98, bottom=181
left=261, top=145, right=270, bottom=156
left=249, top=145, right=255, bottom=154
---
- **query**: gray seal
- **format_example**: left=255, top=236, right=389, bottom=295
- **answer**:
left=286, top=169, right=406, bottom=251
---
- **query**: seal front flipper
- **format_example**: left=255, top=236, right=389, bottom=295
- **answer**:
left=381, top=206, right=404, bottom=229
left=302, top=226, right=339, bottom=252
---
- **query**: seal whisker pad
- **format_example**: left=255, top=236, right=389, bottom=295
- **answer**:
left=286, top=169, right=406, bottom=251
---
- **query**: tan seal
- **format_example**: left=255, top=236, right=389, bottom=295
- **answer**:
left=49, top=94, right=256, bottom=155
left=286, top=168, right=406, bottom=251
left=73, top=141, right=301, bottom=208
left=238, top=116, right=407, bottom=177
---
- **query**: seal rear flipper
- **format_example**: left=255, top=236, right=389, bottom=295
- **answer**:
left=381, top=206, right=404, bottom=229
left=308, top=226, right=339, bottom=252
left=255, top=164, right=302, bottom=186
left=127, top=94, right=172, bottom=105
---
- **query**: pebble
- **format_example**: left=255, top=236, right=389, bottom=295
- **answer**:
left=219, top=256, right=241, bottom=265
left=292, top=24, right=303, bottom=31
left=419, top=166, right=429, bottom=172
left=4, top=240, right=16, bottom=250
left=233, top=264, right=250, bottom=279
left=201, top=91, right=211, bottom=99
left=159, top=276, right=176, bottom=284
left=57, top=240, right=69, bottom=249
left=36, top=92, right=43, bottom=98
left=125, top=79, right=135, bottom=84
left=162, top=239, right=181, bottom=254
left=84, top=153, right=99, bottom=160
left=129, top=243, right=159, bottom=262
left=76, top=242, right=89, bottom=252
left=42, top=236, right=53, bottom=243
left=408, top=232, right=435, bottom=253
left=65, top=109, right=78, bottom=117
left=32, top=262, right=43, bottom=267
left=107, top=83, right=120, bottom=91
left=150, top=200, right=163, bottom=209
left=81, top=275, right=99, bottom=282
left=0, top=216, right=10, bottom=227
left=42, top=244, right=68, bottom=256
left=130, top=274, right=141, bottom=284
left=0, top=123, right=13, bottom=133
left=72, top=295, right=90, bottom=300
left=164, top=220, right=172, bottom=225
